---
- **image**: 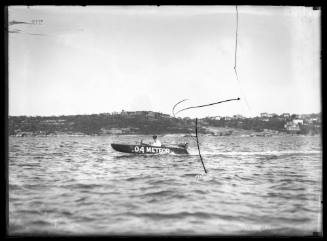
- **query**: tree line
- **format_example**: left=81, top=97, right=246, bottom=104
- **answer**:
left=8, top=112, right=320, bottom=136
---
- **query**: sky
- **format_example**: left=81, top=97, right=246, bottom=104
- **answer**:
left=8, top=6, right=321, bottom=118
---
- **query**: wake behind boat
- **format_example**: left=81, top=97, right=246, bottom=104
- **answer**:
left=111, top=143, right=188, bottom=155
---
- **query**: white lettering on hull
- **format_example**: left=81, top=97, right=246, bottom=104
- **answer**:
left=133, top=146, right=170, bottom=154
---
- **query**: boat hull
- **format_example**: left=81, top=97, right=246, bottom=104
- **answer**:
left=111, top=143, right=188, bottom=155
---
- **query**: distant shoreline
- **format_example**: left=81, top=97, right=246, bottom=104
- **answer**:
left=9, top=111, right=321, bottom=137
left=9, top=131, right=321, bottom=138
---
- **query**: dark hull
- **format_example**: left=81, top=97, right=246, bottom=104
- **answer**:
left=111, top=143, right=188, bottom=155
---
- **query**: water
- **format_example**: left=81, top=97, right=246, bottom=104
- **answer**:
left=8, top=135, right=322, bottom=236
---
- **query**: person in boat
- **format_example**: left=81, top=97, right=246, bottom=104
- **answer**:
left=140, top=135, right=162, bottom=147
left=151, top=135, right=162, bottom=147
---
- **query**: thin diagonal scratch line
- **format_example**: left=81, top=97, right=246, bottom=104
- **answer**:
left=172, top=99, right=188, bottom=117
left=233, top=5, right=253, bottom=116
left=175, top=98, right=240, bottom=116
left=234, top=5, right=238, bottom=75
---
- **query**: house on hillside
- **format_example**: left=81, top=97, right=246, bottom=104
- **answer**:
left=284, top=121, right=300, bottom=133
left=159, top=113, right=171, bottom=119
left=281, top=113, right=290, bottom=118
left=298, top=114, right=308, bottom=119
left=120, top=110, right=137, bottom=118
left=145, top=111, right=161, bottom=120
left=260, top=113, right=273, bottom=118
left=233, top=114, right=245, bottom=119
left=292, top=119, right=304, bottom=125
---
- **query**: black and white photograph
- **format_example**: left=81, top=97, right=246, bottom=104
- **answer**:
left=7, top=5, right=321, bottom=236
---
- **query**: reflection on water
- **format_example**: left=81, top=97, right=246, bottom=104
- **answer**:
left=9, top=135, right=322, bottom=235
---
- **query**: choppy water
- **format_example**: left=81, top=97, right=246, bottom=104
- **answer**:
left=8, top=135, right=322, bottom=236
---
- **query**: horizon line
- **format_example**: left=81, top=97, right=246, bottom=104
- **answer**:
left=8, top=110, right=321, bottom=118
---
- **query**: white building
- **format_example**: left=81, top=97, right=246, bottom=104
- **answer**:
left=293, top=119, right=304, bottom=125
left=284, top=121, right=300, bottom=132
left=233, top=114, right=245, bottom=119
left=261, top=113, right=273, bottom=118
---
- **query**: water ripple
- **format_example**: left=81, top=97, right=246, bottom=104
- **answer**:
left=8, top=135, right=322, bottom=235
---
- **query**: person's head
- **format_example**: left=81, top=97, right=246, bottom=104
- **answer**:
left=153, top=135, right=157, bottom=140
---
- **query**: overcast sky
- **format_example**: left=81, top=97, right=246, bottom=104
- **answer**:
left=8, top=6, right=320, bottom=118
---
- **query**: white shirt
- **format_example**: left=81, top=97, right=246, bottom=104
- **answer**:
left=152, top=139, right=161, bottom=147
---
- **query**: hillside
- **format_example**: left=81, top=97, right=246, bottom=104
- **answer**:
left=8, top=111, right=321, bottom=136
